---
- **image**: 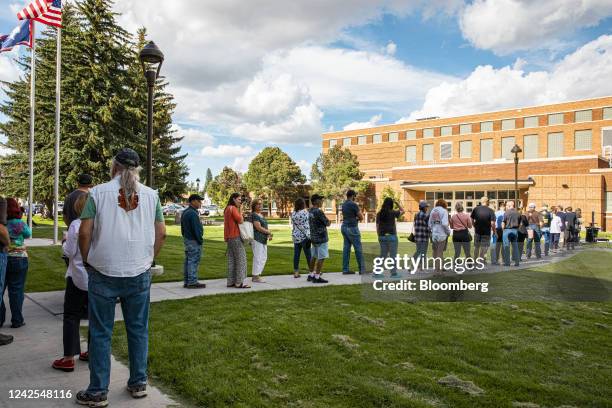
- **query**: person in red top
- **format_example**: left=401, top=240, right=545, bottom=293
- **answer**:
left=450, top=202, right=473, bottom=259
left=224, top=193, right=250, bottom=288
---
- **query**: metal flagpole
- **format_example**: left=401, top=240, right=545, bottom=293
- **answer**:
left=53, top=26, right=61, bottom=244
left=27, top=21, right=36, bottom=232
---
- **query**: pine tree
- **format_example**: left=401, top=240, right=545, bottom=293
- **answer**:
left=0, top=0, right=187, bottom=211
left=204, top=168, right=213, bottom=192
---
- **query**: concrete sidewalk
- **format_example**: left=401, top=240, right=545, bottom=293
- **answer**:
left=0, top=248, right=589, bottom=407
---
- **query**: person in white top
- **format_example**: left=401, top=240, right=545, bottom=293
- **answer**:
left=52, top=194, right=90, bottom=372
left=550, top=209, right=563, bottom=252
left=428, top=199, right=451, bottom=275
left=76, top=148, right=167, bottom=406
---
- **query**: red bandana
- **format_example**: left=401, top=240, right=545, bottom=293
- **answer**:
left=118, top=189, right=139, bottom=212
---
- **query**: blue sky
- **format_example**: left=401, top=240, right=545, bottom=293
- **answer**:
left=2, top=0, right=612, bottom=183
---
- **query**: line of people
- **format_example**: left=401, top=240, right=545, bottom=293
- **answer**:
left=408, top=196, right=582, bottom=274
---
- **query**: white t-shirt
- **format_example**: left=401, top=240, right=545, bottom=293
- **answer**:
left=550, top=215, right=562, bottom=234
left=63, top=219, right=88, bottom=291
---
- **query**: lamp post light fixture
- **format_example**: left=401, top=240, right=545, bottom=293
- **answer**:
left=138, top=41, right=164, bottom=187
left=511, top=144, right=522, bottom=209
left=196, top=178, right=200, bottom=193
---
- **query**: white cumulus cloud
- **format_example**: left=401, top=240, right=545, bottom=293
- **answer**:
left=459, top=0, right=612, bottom=55
left=171, top=124, right=215, bottom=147
left=401, top=35, right=612, bottom=122
left=343, top=114, right=383, bottom=130
left=200, top=144, right=255, bottom=158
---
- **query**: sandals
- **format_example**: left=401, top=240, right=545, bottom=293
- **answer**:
left=293, top=272, right=301, bottom=278
left=234, top=282, right=251, bottom=288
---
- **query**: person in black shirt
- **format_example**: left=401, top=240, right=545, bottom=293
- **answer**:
left=470, top=196, right=495, bottom=263
left=375, top=197, right=404, bottom=277
left=63, top=174, right=93, bottom=227
left=564, top=206, right=577, bottom=250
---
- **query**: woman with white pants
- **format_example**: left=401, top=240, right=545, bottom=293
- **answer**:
left=250, top=199, right=272, bottom=282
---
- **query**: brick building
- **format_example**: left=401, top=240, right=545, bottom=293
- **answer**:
left=321, top=96, right=612, bottom=231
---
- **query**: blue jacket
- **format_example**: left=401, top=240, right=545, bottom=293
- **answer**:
left=181, top=206, right=203, bottom=245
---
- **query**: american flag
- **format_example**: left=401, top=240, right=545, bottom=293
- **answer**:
left=17, top=0, right=62, bottom=28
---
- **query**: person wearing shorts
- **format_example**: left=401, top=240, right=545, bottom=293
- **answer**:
left=308, top=194, right=330, bottom=284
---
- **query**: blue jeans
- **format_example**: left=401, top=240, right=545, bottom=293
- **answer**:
left=1, top=256, right=28, bottom=327
left=490, top=228, right=503, bottom=264
left=413, top=241, right=428, bottom=259
left=502, top=229, right=520, bottom=266
left=540, top=227, right=550, bottom=255
left=526, top=224, right=542, bottom=258
left=87, top=268, right=151, bottom=395
left=293, top=239, right=312, bottom=272
left=183, top=239, right=202, bottom=286
left=378, top=234, right=398, bottom=274
left=341, top=225, right=364, bottom=273
left=0, top=253, right=6, bottom=297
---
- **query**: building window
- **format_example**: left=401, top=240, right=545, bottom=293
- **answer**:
left=574, top=129, right=592, bottom=151
left=607, top=191, right=612, bottom=213
left=358, top=135, right=367, bottom=145
left=406, top=130, right=417, bottom=140
left=603, top=128, right=612, bottom=149
left=441, top=126, right=452, bottom=136
left=480, top=139, right=493, bottom=162
left=547, top=132, right=564, bottom=158
left=524, top=116, right=538, bottom=128
left=422, top=144, right=434, bottom=161
left=343, top=137, right=351, bottom=147
left=501, top=119, right=515, bottom=131
left=548, top=113, right=564, bottom=125
left=388, top=132, right=399, bottom=142
left=373, top=133, right=382, bottom=143
left=459, top=140, right=472, bottom=159
left=501, top=136, right=515, bottom=160
left=459, top=124, right=471, bottom=135
left=575, top=109, right=592, bottom=122
left=480, top=121, right=493, bottom=132
left=329, top=139, right=337, bottom=147
left=423, top=128, right=434, bottom=138
left=440, top=142, right=452, bottom=159
left=523, top=134, right=538, bottom=159
left=604, top=107, right=612, bottom=120
left=405, top=145, right=417, bottom=163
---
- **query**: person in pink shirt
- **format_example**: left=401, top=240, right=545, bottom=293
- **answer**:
left=450, top=202, right=473, bottom=259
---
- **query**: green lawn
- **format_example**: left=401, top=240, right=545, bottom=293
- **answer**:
left=110, top=250, right=612, bottom=407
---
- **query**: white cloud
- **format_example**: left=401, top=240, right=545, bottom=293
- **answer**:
left=343, top=114, right=383, bottom=130
left=459, top=0, right=612, bottom=55
left=385, top=41, right=397, bottom=55
left=0, top=145, right=14, bottom=157
left=230, top=155, right=254, bottom=173
left=296, top=159, right=312, bottom=178
left=0, top=53, right=21, bottom=83
left=401, top=35, right=612, bottom=122
left=200, top=144, right=255, bottom=158
left=171, top=124, right=215, bottom=147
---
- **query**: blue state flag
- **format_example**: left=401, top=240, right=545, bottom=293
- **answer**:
left=0, top=20, right=32, bottom=53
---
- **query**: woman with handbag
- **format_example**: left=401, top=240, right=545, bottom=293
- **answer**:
left=290, top=198, right=311, bottom=278
left=224, top=193, right=250, bottom=288
left=450, top=202, right=472, bottom=259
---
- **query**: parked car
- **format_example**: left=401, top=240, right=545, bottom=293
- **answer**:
left=198, top=207, right=210, bottom=216
left=162, top=203, right=184, bottom=216
left=204, top=205, right=219, bottom=217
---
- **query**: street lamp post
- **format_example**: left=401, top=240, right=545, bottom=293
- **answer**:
left=511, top=144, right=522, bottom=209
left=138, top=41, right=164, bottom=187
left=196, top=178, right=200, bottom=193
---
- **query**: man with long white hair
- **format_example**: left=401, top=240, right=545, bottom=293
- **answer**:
left=76, top=148, right=166, bottom=406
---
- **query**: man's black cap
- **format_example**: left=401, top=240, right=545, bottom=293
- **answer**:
left=77, top=173, right=93, bottom=186
left=311, top=194, right=324, bottom=201
left=189, top=194, right=205, bottom=202
left=115, top=148, right=140, bottom=168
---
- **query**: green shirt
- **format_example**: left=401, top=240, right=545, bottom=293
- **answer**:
left=81, top=196, right=164, bottom=222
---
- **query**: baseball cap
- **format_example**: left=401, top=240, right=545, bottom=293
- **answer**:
left=115, top=148, right=140, bottom=168
left=311, top=194, right=324, bottom=201
left=77, top=173, right=93, bottom=186
left=418, top=200, right=429, bottom=210
left=188, top=194, right=204, bottom=202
